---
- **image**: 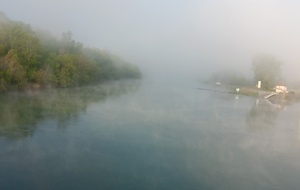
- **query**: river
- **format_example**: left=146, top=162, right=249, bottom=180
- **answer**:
left=1, top=79, right=300, bottom=190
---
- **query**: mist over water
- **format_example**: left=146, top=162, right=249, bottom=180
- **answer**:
left=1, top=0, right=300, bottom=189
left=0, top=81, right=300, bottom=189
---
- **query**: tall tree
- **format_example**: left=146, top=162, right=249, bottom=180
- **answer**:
left=252, top=54, right=282, bottom=89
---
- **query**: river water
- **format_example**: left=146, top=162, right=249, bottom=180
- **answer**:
left=1, top=79, right=300, bottom=190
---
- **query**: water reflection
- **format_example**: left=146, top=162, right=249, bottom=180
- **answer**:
left=0, top=80, right=140, bottom=140
left=246, top=98, right=282, bottom=131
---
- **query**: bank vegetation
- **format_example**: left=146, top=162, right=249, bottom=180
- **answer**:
left=0, top=12, right=141, bottom=92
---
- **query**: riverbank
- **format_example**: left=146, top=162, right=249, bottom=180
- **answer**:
left=232, top=86, right=300, bottom=102
left=233, top=87, right=272, bottom=97
left=0, top=13, right=142, bottom=93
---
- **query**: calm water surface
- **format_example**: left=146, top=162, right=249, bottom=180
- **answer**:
left=1, top=80, right=300, bottom=190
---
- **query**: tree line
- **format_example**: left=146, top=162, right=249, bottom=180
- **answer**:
left=209, top=54, right=282, bottom=90
left=0, top=12, right=141, bottom=92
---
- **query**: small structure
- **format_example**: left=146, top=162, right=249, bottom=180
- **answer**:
left=257, top=81, right=261, bottom=89
left=265, top=85, right=288, bottom=99
left=275, top=85, right=288, bottom=93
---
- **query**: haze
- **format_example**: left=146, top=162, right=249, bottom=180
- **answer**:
left=2, top=0, right=300, bottom=81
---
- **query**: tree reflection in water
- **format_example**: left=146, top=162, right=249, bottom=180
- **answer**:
left=0, top=80, right=140, bottom=140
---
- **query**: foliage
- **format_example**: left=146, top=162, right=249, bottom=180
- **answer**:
left=0, top=12, right=141, bottom=92
left=252, top=54, right=282, bottom=90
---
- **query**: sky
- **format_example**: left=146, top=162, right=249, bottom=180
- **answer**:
left=1, top=0, right=300, bottom=81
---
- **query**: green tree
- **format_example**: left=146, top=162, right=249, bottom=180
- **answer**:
left=252, top=54, right=282, bottom=89
left=2, top=49, right=27, bottom=88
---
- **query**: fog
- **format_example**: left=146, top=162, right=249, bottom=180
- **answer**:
left=2, top=0, right=300, bottom=81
